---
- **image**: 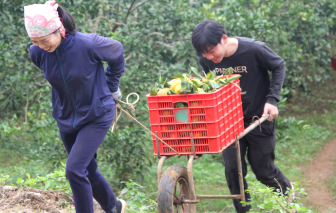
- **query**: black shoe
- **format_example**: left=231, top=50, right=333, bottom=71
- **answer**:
left=116, top=199, right=127, bottom=213
left=106, top=200, right=127, bottom=213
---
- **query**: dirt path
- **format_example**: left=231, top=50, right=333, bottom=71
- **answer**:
left=301, top=138, right=336, bottom=212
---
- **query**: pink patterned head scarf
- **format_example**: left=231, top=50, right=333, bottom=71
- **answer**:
left=24, top=0, right=66, bottom=38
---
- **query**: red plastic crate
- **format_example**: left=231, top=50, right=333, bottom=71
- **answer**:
left=147, top=76, right=244, bottom=155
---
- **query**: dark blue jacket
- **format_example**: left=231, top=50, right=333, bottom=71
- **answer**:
left=30, top=32, right=125, bottom=133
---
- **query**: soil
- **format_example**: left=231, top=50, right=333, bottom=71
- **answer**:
left=301, top=138, right=336, bottom=212
left=0, top=187, right=104, bottom=213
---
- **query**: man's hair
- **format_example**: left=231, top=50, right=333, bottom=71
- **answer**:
left=191, top=20, right=227, bottom=56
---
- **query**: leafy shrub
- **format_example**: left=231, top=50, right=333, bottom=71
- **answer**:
left=119, top=179, right=156, bottom=213
left=244, top=181, right=311, bottom=212
left=16, top=162, right=71, bottom=194
left=99, top=125, right=153, bottom=188
left=0, top=174, right=10, bottom=186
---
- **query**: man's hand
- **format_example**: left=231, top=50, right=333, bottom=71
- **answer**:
left=262, top=103, right=278, bottom=121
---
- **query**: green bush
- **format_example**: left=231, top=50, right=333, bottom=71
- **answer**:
left=119, top=179, right=156, bottom=212
left=244, top=181, right=311, bottom=212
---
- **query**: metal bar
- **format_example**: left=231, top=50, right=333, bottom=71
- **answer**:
left=238, top=114, right=269, bottom=140
left=155, top=131, right=160, bottom=159
left=191, top=133, right=196, bottom=159
left=187, top=155, right=196, bottom=201
left=182, top=199, right=200, bottom=204
left=157, top=156, right=167, bottom=189
left=196, top=195, right=242, bottom=199
left=235, top=135, right=246, bottom=206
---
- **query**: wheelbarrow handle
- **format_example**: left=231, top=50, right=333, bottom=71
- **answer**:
left=238, top=114, right=270, bottom=140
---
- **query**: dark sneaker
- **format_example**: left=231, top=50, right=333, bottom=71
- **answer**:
left=106, top=200, right=127, bottom=213
left=116, top=199, right=127, bottom=213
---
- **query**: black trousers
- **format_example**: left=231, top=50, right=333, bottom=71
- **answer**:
left=222, top=119, right=291, bottom=213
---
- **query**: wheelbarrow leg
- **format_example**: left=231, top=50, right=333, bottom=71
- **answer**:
left=235, top=135, right=246, bottom=206
left=188, top=134, right=197, bottom=200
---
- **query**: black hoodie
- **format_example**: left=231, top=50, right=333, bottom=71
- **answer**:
left=198, top=37, right=286, bottom=121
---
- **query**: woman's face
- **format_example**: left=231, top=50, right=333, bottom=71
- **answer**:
left=30, top=31, right=62, bottom=53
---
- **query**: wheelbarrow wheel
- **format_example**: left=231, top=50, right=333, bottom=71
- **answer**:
left=157, top=165, right=196, bottom=213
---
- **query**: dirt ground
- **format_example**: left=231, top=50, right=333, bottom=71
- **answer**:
left=301, top=138, right=336, bottom=212
left=284, top=69, right=336, bottom=212
left=0, top=187, right=104, bottom=213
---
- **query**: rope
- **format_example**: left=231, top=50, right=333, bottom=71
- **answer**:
left=111, top=92, right=139, bottom=133
left=252, top=116, right=262, bottom=132
left=111, top=93, right=180, bottom=155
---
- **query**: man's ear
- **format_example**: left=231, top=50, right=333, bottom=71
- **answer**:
left=222, top=34, right=228, bottom=44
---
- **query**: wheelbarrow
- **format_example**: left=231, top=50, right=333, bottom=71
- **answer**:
left=156, top=114, right=270, bottom=213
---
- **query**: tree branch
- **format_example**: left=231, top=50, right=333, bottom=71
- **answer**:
left=85, top=13, right=96, bottom=33
left=0, top=69, right=13, bottom=79
left=97, top=16, right=126, bottom=26
left=34, top=83, right=50, bottom=88
left=112, top=0, right=137, bottom=32
left=153, top=41, right=175, bottom=49
left=130, top=0, right=149, bottom=13
left=122, top=0, right=137, bottom=23
left=0, top=88, right=11, bottom=95
left=94, top=9, right=104, bottom=29
left=0, top=91, right=14, bottom=109
left=125, top=53, right=132, bottom=61
left=25, top=92, right=29, bottom=124
left=33, top=73, right=44, bottom=80
left=146, top=32, right=173, bottom=40
left=263, top=189, right=292, bottom=213
left=115, top=1, right=120, bottom=23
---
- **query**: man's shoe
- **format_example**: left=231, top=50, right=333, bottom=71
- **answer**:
left=116, top=199, right=127, bottom=213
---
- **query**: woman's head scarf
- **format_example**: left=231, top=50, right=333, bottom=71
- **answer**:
left=24, top=0, right=66, bottom=38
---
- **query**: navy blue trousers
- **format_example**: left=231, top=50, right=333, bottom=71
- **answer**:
left=60, top=110, right=116, bottom=213
left=222, top=120, right=291, bottom=213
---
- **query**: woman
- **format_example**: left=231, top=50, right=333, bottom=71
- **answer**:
left=24, top=1, right=127, bottom=213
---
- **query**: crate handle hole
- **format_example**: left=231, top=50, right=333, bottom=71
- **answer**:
left=174, top=102, right=189, bottom=108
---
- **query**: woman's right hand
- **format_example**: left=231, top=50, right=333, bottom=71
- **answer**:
left=112, top=88, right=122, bottom=104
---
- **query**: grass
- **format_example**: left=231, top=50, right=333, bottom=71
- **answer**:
left=329, top=170, right=336, bottom=200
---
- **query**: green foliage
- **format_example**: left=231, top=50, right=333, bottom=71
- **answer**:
left=99, top=125, right=153, bottom=188
left=277, top=88, right=290, bottom=113
left=244, top=182, right=311, bottom=212
left=276, top=117, right=311, bottom=144
left=204, top=0, right=336, bottom=93
left=119, top=179, right=156, bottom=213
left=0, top=173, right=10, bottom=186
left=15, top=162, right=71, bottom=194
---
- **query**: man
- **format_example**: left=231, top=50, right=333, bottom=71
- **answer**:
left=191, top=20, right=291, bottom=213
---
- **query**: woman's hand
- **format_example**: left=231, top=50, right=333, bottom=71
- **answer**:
left=112, top=88, right=122, bottom=104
